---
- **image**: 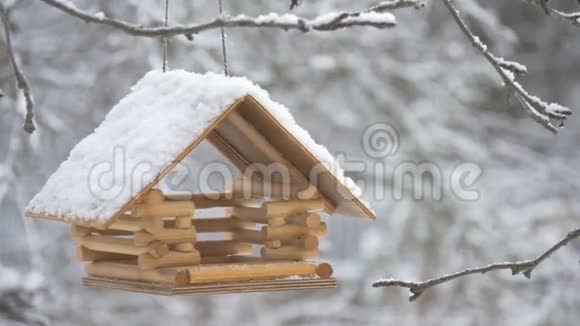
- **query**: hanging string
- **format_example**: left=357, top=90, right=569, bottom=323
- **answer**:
left=218, top=0, right=229, bottom=76
left=162, top=0, right=169, bottom=72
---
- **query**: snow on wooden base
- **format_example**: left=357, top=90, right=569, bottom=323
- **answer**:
left=82, top=276, right=337, bottom=296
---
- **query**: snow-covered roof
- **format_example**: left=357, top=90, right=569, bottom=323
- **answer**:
left=25, top=70, right=375, bottom=227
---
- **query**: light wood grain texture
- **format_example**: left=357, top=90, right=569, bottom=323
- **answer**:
left=76, top=246, right=134, bottom=262
left=83, top=276, right=337, bottom=295
left=173, top=243, right=195, bottom=253
left=190, top=217, right=254, bottom=232
left=185, top=261, right=322, bottom=284
left=174, top=216, right=192, bottom=229
left=143, top=189, right=165, bottom=204
left=132, top=201, right=195, bottom=218
left=261, top=246, right=319, bottom=261
left=195, top=240, right=253, bottom=256
left=262, top=222, right=327, bottom=241
left=281, top=235, right=319, bottom=250
left=85, top=261, right=189, bottom=285
left=71, top=225, right=131, bottom=239
left=285, top=213, right=321, bottom=227
left=231, top=228, right=266, bottom=244
left=231, top=199, right=324, bottom=224
left=226, top=113, right=329, bottom=207
left=80, top=235, right=169, bottom=258
left=138, top=250, right=201, bottom=269
left=133, top=228, right=197, bottom=246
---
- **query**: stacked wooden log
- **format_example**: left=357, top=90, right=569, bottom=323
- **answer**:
left=75, top=188, right=334, bottom=290
left=231, top=198, right=327, bottom=262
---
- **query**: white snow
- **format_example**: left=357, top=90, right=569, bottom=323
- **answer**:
left=26, top=70, right=369, bottom=223
left=94, top=11, right=105, bottom=20
left=343, top=12, right=396, bottom=25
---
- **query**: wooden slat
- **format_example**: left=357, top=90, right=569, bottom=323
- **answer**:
left=281, top=235, right=319, bottom=250
left=133, top=228, right=197, bottom=246
left=138, top=251, right=201, bottom=269
left=71, top=225, right=132, bottom=239
left=231, top=228, right=266, bottom=244
left=83, top=276, right=337, bottom=296
left=165, top=193, right=257, bottom=209
left=189, top=217, right=254, bottom=233
left=262, top=222, right=327, bottom=241
left=85, top=261, right=190, bottom=285
left=132, top=201, right=195, bottom=218
left=261, top=246, right=319, bottom=261
left=231, top=199, right=324, bottom=223
left=285, top=213, right=321, bottom=227
left=195, top=240, right=253, bottom=256
left=224, top=113, right=334, bottom=211
left=185, top=261, right=324, bottom=284
left=76, top=246, right=134, bottom=262
left=80, top=235, right=169, bottom=257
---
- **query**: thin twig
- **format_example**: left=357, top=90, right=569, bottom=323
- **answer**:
left=369, top=0, right=426, bottom=11
left=39, top=0, right=403, bottom=38
left=441, top=0, right=571, bottom=133
left=0, top=3, right=35, bottom=133
left=523, top=0, right=580, bottom=27
left=373, top=227, right=580, bottom=302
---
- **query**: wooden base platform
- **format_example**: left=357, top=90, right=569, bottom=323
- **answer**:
left=83, top=276, right=337, bottom=296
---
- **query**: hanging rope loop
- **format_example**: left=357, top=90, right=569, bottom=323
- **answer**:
left=162, top=0, right=169, bottom=72
left=218, top=0, right=229, bottom=76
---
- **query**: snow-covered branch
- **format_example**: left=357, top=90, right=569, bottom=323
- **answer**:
left=373, top=227, right=580, bottom=302
left=442, top=0, right=572, bottom=133
left=524, top=0, right=580, bottom=27
left=39, top=0, right=408, bottom=39
left=0, top=3, right=35, bottom=134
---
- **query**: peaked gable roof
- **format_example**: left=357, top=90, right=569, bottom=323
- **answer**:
left=25, top=70, right=375, bottom=228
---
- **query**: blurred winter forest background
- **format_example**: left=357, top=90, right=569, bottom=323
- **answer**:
left=1, top=0, right=580, bottom=325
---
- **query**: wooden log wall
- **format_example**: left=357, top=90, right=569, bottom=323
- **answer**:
left=75, top=188, right=333, bottom=287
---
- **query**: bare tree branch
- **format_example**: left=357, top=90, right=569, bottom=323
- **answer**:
left=38, top=0, right=417, bottom=39
left=0, top=3, right=35, bottom=134
left=524, top=0, right=580, bottom=27
left=373, top=227, right=580, bottom=302
left=369, top=0, right=426, bottom=11
left=441, top=0, right=572, bottom=133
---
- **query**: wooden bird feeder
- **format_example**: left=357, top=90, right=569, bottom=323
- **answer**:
left=25, top=71, right=375, bottom=295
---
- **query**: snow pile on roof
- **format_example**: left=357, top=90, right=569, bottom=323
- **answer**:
left=26, top=70, right=367, bottom=223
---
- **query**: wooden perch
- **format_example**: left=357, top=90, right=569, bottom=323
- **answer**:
left=139, top=250, right=201, bottom=269
left=261, top=246, right=319, bottom=261
left=195, top=240, right=253, bottom=256
left=133, top=228, right=197, bottom=246
left=185, top=261, right=328, bottom=284
left=262, top=222, right=328, bottom=241
left=80, top=235, right=169, bottom=258
left=85, top=261, right=190, bottom=285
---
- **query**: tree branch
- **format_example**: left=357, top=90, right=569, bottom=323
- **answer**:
left=524, top=0, right=580, bottom=27
left=373, top=227, right=580, bottom=302
left=0, top=3, right=35, bottom=133
left=38, top=0, right=417, bottom=39
left=441, top=0, right=572, bottom=133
